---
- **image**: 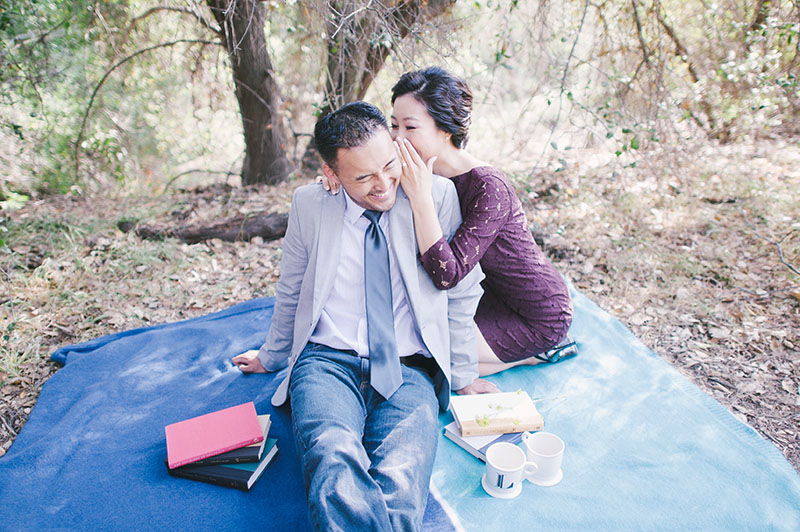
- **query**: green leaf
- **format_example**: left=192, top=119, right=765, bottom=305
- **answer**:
left=630, top=137, right=640, bottom=150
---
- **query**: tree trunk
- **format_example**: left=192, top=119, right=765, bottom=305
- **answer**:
left=206, top=0, right=293, bottom=185
left=323, top=0, right=452, bottom=106
left=302, top=0, right=455, bottom=169
left=118, top=212, right=289, bottom=244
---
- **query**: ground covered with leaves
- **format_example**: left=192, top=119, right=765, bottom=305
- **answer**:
left=1, top=140, right=798, bottom=471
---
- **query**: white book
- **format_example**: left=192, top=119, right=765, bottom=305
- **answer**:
left=449, top=390, right=544, bottom=437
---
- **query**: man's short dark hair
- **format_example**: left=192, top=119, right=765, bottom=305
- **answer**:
left=314, top=101, right=389, bottom=170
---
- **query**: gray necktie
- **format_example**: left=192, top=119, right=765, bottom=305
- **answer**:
left=363, top=210, right=403, bottom=399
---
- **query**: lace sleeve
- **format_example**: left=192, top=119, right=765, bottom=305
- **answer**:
left=420, top=175, right=510, bottom=289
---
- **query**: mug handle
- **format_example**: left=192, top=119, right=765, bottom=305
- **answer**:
left=523, top=461, right=539, bottom=481
left=522, top=431, right=532, bottom=445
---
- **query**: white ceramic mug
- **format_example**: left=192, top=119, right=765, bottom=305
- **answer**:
left=481, top=442, right=539, bottom=498
left=521, top=431, right=565, bottom=486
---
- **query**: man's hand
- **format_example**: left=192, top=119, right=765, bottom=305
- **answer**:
left=232, top=350, right=267, bottom=373
left=455, top=378, right=501, bottom=395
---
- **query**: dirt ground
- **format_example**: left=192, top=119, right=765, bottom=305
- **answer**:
left=1, top=139, right=798, bottom=471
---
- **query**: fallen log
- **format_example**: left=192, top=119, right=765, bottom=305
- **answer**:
left=118, top=212, right=288, bottom=244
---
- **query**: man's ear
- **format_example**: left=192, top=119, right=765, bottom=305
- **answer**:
left=322, top=163, right=341, bottom=185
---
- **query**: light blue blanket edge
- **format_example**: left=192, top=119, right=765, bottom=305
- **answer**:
left=432, top=288, right=800, bottom=532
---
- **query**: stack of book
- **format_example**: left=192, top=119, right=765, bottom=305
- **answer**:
left=164, top=402, right=278, bottom=490
left=444, top=390, right=544, bottom=461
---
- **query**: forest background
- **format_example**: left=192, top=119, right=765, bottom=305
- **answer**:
left=1, top=0, right=798, bottom=470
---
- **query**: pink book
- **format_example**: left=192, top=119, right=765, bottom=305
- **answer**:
left=165, top=402, right=263, bottom=469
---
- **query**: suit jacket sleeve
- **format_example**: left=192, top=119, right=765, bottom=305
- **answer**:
left=436, top=180, right=484, bottom=390
left=257, top=189, right=308, bottom=371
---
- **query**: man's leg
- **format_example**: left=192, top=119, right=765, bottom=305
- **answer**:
left=363, top=364, right=440, bottom=532
left=289, top=344, right=392, bottom=531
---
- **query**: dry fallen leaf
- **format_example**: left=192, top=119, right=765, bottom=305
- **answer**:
left=709, top=326, right=731, bottom=339
left=629, top=313, right=650, bottom=326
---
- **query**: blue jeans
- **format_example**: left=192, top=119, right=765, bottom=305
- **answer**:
left=289, top=343, right=440, bottom=532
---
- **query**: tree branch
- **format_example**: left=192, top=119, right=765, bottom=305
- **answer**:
left=529, top=0, right=590, bottom=175
left=655, top=4, right=717, bottom=132
left=232, top=0, right=257, bottom=54
left=127, top=6, right=221, bottom=36
left=741, top=209, right=800, bottom=277
left=161, top=169, right=242, bottom=194
left=630, top=0, right=651, bottom=66
left=74, top=39, right=222, bottom=181
left=746, top=0, right=771, bottom=36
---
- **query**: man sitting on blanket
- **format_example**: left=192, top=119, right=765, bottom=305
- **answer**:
left=232, top=101, right=494, bottom=531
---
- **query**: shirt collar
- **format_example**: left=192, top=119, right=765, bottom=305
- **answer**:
left=342, top=190, right=366, bottom=225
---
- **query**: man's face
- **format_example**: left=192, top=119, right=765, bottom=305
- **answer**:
left=323, top=129, right=401, bottom=212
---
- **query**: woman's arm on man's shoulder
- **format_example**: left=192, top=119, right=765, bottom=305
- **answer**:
left=421, top=170, right=511, bottom=289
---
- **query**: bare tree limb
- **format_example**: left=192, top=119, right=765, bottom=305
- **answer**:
left=91, top=5, right=121, bottom=56
left=731, top=285, right=800, bottom=299
left=741, top=209, right=800, bottom=277
left=73, top=39, right=222, bottom=181
left=127, top=5, right=222, bottom=35
left=232, top=76, right=271, bottom=110
left=631, top=0, right=651, bottom=66
left=0, top=413, right=17, bottom=438
left=161, top=169, right=243, bottom=195
left=654, top=3, right=718, bottom=133
left=747, top=0, right=771, bottom=36
left=232, top=0, right=257, bottom=53
left=529, top=0, right=590, bottom=175
left=0, top=16, right=69, bottom=59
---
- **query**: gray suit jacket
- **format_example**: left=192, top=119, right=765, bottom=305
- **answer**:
left=257, top=177, right=484, bottom=411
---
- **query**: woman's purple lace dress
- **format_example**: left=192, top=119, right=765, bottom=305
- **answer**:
left=420, top=166, right=573, bottom=362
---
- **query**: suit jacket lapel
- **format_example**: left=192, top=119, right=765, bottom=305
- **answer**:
left=313, top=193, right=345, bottom=318
left=389, top=190, right=421, bottom=308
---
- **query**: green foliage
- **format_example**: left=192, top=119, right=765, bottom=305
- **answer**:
left=5, top=216, right=88, bottom=252
left=0, top=0, right=798, bottom=199
left=0, top=0, right=132, bottom=196
left=35, top=130, right=80, bottom=195
left=0, top=0, right=98, bottom=100
left=0, top=189, right=31, bottom=211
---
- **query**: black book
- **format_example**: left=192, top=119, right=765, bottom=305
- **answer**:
left=189, top=415, right=271, bottom=466
left=166, top=438, right=278, bottom=491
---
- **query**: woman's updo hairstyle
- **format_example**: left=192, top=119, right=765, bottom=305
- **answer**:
left=391, top=67, right=472, bottom=149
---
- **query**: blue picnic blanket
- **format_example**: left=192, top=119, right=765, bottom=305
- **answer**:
left=0, top=288, right=798, bottom=531
left=433, top=290, right=800, bottom=531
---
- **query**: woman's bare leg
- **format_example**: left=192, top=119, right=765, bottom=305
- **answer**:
left=476, top=322, right=541, bottom=377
